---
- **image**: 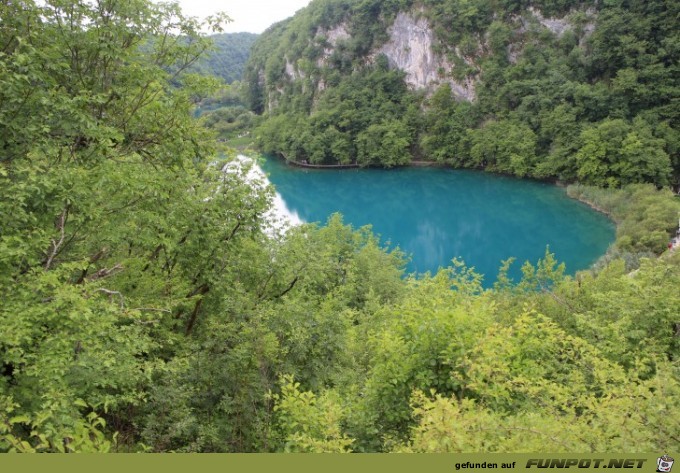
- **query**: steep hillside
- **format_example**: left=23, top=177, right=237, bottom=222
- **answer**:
left=193, top=32, right=258, bottom=83
left=243, top=0, right=679, bottom=187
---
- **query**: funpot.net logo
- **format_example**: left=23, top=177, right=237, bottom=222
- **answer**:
left=657, top=455, right=674, bottom=473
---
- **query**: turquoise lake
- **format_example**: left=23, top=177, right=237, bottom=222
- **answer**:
left=260, top=156, right=616, bottom=286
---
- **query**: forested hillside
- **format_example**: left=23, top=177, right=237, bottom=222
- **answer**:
left=244, top=0, right=679, bottom=188
left=192, top=32, right=258, bottom=84
left=0, top=0, right=679, bottom=453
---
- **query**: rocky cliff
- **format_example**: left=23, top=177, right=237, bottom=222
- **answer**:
left=242, top=0, right=677, bottom=186
left=374, top=11, right=475, bottom=101
left=244, top=1, right=597, bottom=112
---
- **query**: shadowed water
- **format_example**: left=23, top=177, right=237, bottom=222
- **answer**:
left=260, top=156, right=615, bottom=286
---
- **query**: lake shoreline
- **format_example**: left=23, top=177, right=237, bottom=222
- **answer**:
left=259, top=153, right=616, bottom=284
left=262, top=152, right=624, bottom=268
left=566, top=193, right=616, bottom=220
left=274, top=153, right=566, bottom=184
left=564, top=185, right=622, bottom=224
left=267, top=151, right=618, bottom=224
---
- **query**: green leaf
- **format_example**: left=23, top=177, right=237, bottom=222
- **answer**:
left=9, top=415, right=30, bottom=425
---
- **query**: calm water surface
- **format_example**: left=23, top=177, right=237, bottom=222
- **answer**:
left=260, top=156, right=615, bottom=286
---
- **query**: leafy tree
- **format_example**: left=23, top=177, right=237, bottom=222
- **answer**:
left=421, top=85, right=478, bottom=164
left=468, top=120, right=537, bottom=176
left=357, top=120, right=411, bottom=167
left=2, top=0, right=679, bottom=455
left=243, top=0, right=678, bottom=185
left=576, top=118, right=672, bottom=187
left=191, top=33, right=259, bottom=84
left=0, top=0, right=267, bottom=451
left=270, top=376, right=354, bottom=452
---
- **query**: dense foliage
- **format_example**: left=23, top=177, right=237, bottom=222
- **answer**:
left=1, top=0, right=679, bottom=454
left=196, top=84, right=259, bottom=146
left=568, top=184, right=680, bottom=260
left=191, top=32, right=259, bottom=84
left=256, top=57, right=420, bottom=166
left=186, top=32, right=259, bottom=147
left=244, top=0, right=679, bottom=188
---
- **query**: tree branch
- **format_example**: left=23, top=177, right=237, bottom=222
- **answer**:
left=257, top=272, right=275, bottom=300
left=93, top=288, right=124, bottom=309
left=185, top=297, right=204, bottom=336
left=86, top=262, right=123, bottom=282
left=76, top=247, right=108, bottom=284
left=275, top=276, right=299, bottom=299
left=225, top=221, right=241, bottom=242
left=44, top=206, right=69, bottom=270
left=130, top=307, right=171, bottom=313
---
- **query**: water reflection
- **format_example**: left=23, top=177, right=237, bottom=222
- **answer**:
left=230, top=155, right=304, bottom=232
left=258, top=155, right=615, bottom=285
left=410, top=220, right=448, bottom=273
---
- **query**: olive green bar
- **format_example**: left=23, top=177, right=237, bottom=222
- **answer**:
left=0, top=453, right=676, bottom=473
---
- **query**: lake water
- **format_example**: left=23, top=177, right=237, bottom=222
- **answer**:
left=259, top=155, right=615, bottom=286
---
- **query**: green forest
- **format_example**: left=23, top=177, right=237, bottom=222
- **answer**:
left=245, top=0, right=679, bottom=189
left=191, top=32, right=258, bottom=84
left=1, top=0, right=679, bottom=453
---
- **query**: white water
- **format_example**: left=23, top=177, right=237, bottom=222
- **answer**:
left=224, top=155, right=304, bottom=232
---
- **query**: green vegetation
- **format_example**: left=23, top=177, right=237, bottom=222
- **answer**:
left=185, top=31, right=259, bottom=147
left=255, top=58, right=420, bottom=166
left=188, top=33, right=261, bottom=148
left=244, top=0, right=679, bottom=189
left=197, top=84, right=259, bottom=147
left=568, top=184, right=680, bottom=268
left=191, top=33, right=259, bottom=84
left=1, top=0, right=678, bottom=454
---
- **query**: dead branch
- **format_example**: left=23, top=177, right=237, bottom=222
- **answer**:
left=94, top=288, right=124, bottom=309
left=44, top=207, right=69, bottom=270
left=86, top=263, right=123, bottom=282
left=538, top=279, right=576, bottom=312
left=76, top=248, right=108, bottom=284
left=130, top=307, right=171, bottom=313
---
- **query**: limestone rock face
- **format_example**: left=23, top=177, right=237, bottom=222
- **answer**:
left=374, top=12, right=476, bottom=101
left=376, top=13, right=443, bottom=90
left=528, top=6, right=573, bottom=36
left=284, top=57, right=300, bottom=80
left=324, top=23, right=351, bottom=45
left=252, top=5, right=598, bottom=109
left=316, top=23, right=351, bottom=67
